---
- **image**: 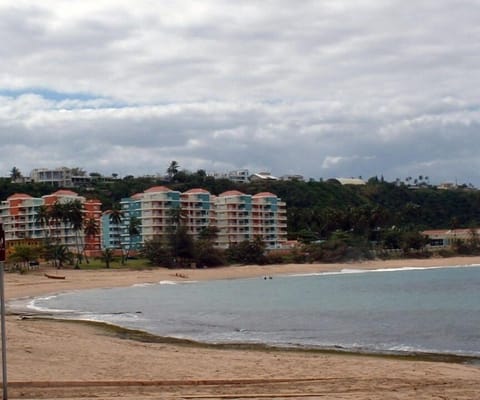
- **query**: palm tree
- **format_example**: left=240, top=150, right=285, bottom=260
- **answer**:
left=167, top=205, right=187, bottom=231
left=101, top=248, right=114, bottom=269
left=166, top=207, right=192, bottom=266
left=35, top=205, right=55, bottom=265
left=83, top=217, right=100, bottom=263
left=10, top=166, right=22, bottom=182
left=198, top=226, right=219, bottom=241
left=50, top=201, right=67, bottom=241
left=40, top=202, right=66, bottom=267
left=35, top=205, right=52, bottom=240
left=124, top=216, right=141, bottom=263
left=35, top=204, right=59, bottom=266
left=109, top=207, right=124, bottom=224
left=84, top=217, right=99, bottom=237
left=52, top=244, right=73, bottom=269
left=64, top=200, right=84, bottom=268
left=109, top=207, right=124, bottom=257
left=167, top=160, right=179, bottom=180
left=128, top=216, right=141, bottom=238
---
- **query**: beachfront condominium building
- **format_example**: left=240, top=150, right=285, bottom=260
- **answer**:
left=0, top=193, right=45, bottom=241
left=107, top=187, right=216, bottom=251
left=110, top=187, right=287, bottom=250
left=118, top=186, right=182, bottom=250
left=214, top=191, right=287, bottom=249
left=102, top=186, right=180, bottom=249
left=215, top=190, right=253, bottom=248
left=251, top=192, right=288, bottom=249
left=101, top=210, right=122, bottom=250
left=119, top=192, right=143, bottom=250
left=181, top=188, right=215, bottom=236
left=0, top=190, right=102, bottom=256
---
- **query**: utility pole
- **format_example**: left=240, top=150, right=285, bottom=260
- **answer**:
left=0, top=223, right=7, bottom=400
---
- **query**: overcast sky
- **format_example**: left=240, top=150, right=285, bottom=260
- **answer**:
left=1, top=1, right=479, bottom=185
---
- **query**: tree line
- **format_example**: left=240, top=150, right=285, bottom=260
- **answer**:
left=3, top=173, right=480, bottom=237
left=4, top=171, right=480, bottom=266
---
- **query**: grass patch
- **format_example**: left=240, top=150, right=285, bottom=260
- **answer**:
left=75, top=258, right=154, bottom=270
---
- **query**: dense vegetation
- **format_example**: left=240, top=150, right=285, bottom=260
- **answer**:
left=3, top=174, right=480, bottom=235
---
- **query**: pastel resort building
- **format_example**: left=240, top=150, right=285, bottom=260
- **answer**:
left=107, top=186, right=287, bottom=251
left=0, top=190, right=102, bottom=257
left=1, top=187, right=288, bottom=258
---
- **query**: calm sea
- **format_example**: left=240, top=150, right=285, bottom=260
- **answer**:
left=21, top=265, right=480, bottom=358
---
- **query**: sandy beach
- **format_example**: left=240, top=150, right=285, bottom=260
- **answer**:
left=3, top=257, right=480, bottom=399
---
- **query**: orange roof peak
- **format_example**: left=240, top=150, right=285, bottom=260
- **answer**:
left=184, top=188, right=210, bottom=194
left=253, top=192, right=276, bottom=198
left=144, top=186, right=171, bottom=193
left=219, top=190, right=245, bottom=197
left=7, top=193, right=33, bottom=200
left=50, top=189, right=78, bottom=196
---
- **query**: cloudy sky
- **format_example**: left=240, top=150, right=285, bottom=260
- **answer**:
left=1, top=1, right=479, bottom=185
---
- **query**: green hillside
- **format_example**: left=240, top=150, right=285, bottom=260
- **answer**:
left=2, top=175, right=480, bottom=242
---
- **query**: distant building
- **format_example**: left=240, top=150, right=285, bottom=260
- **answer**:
left=423, top=228, right=479, bottom=249
left=227, top=169, right=250, bottom=184
left=437, top=182, right=458, bottom=190
left=249, top=172, right=279, bottom=181
left=30, top=167, right=89, bottom=188
left=327, top=178, right=366, bottom=186
left=208, top=169, right=250, bottom=184
left=208, top=169, right=303, bottom=184
left=280, top=174, right=305, bottom=181
left=5, top=238, right=43, bottom=259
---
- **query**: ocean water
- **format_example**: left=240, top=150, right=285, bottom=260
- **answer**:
left=23, top=265, right=480, bottom=357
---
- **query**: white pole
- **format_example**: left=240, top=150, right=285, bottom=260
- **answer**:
left=0, top=261, right=7, bottom=400
left=0, top=223, right=7, bottom=400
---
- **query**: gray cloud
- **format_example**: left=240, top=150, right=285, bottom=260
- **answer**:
left=0, top=1, right=479, bottom=185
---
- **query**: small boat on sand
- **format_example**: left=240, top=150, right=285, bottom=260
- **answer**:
left=44, top=273, right=66, bottom=280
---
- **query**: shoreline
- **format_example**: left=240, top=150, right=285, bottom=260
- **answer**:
left=7, top=260, right=480, bottom=364
left=4, top=256, right=480, bottom=399
left=17, top=315, right=480, bottom=367
left=6, top=254, right=480, bottom=301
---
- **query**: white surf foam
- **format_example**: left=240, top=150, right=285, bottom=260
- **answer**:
left=132, top=283, right=155, bottom=287
left=287, top=263, right=480, bottom=278
left=26, top=295, right=75, bottom=313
